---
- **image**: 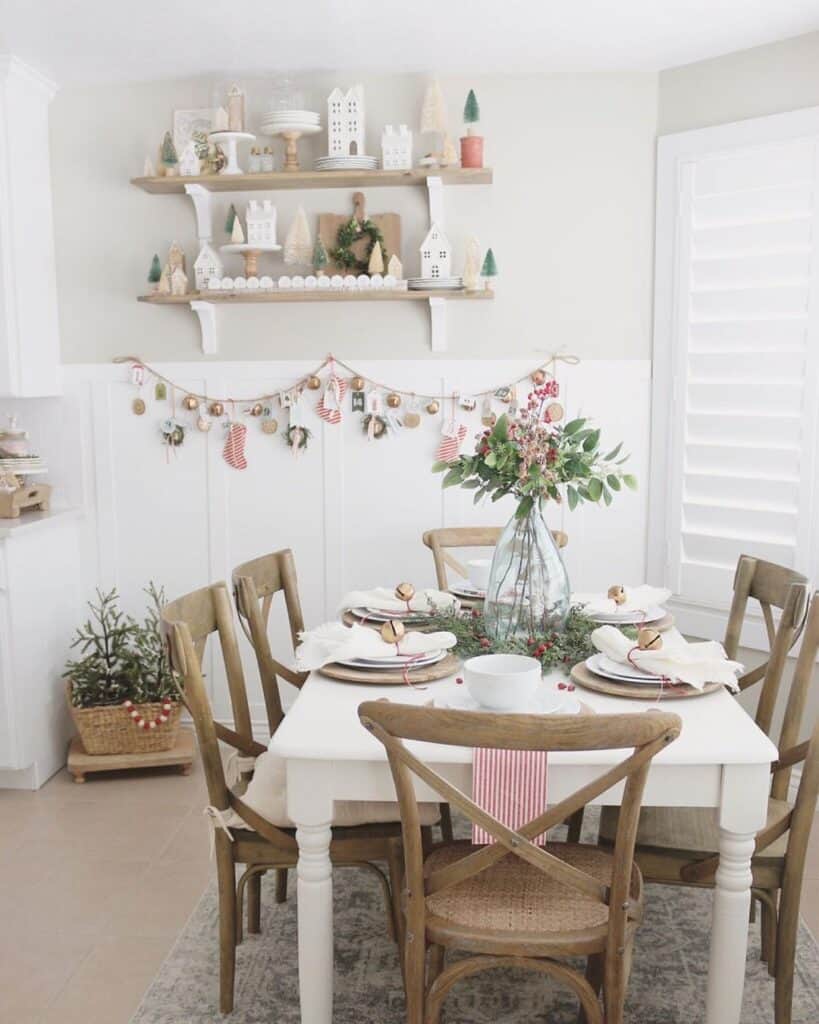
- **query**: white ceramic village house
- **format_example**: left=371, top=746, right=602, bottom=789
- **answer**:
left=381, top=124, right=412, bottom=169
left=419, top=222, right=451, bottom=278
left=194, top=241, right=223, bottom=290
left=246, top=199, right=277, bottom=245
left=327, top=85, right=366, bottom=156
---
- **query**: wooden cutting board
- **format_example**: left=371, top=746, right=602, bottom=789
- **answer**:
left=318, top=192, right=401, bottom=274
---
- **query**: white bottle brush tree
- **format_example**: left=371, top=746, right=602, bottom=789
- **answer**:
left=284, top=206, right=313, bottom=265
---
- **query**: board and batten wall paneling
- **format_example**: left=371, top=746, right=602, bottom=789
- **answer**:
left=61, top=359, right=649, bottom=727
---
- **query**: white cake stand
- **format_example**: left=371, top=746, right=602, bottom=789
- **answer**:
left=210, top=131, right=256, bottom=175
left=220, top=243, right=282, bottom=276
left=260, top=123, right=321, bottom=172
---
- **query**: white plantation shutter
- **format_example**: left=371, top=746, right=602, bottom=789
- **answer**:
left=650, top=110, right=819, bottom=638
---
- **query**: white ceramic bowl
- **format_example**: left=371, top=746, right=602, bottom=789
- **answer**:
left=466, top=558, right=491, bottom=591
left=463, top=654, right=542, bottom=711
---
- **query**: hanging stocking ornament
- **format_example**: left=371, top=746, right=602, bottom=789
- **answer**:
left=316, top=373, right=348, bottom=425
left=436, top=396, right=468, bottom=463
left=223, top=419, right=248, bottom=470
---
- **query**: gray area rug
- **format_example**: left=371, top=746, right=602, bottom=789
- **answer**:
left=132, top=856, right=819, bottom=1024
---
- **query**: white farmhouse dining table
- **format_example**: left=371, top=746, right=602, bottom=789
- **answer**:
left=269, top=668, right=777, bottom=1024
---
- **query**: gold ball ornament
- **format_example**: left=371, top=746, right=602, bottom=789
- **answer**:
left=306, top=375, right=321, bottom=390
left=182, top=394, right=199, bottom=411
left=426, top=399, right=440, bottom=415
left=250, top=403, right=264, bottom=417
left=209, top=401, right=225, bottom=417
left=545, top=401, right=564, bottom=423
left=380, top=620, right=406, bottom=645
left=637, top=627, right=663, bottom=652
left=386, top=392, right=401, bottom=409
left=395, top=582, right=416, bottom=602
left=261, top=418, right=278, bottom=435
left=607, top=585, right=626, bottom=605
left=351, top=376, right=366, bottom=392
left=531, top=369, right=546, bottom=386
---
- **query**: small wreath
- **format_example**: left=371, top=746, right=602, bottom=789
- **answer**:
left=363, top=414, right=389, bottom=439
left=330, top=217, right=387, bottom=274
left=284, top=424, right=312, bottom=450
left=160, top=418, right=185, bottom=447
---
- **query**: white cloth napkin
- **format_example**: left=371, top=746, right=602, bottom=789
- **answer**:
left=296, top=622, right=457, bottom=670
left=591, top=625, right=742, bottom=691
left=573, top=584, right=672, bottom=616
left=339, top=587, right=458, bottom=614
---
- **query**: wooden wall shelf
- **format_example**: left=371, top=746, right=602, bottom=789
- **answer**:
left=138, top=289, right=493, bottom=305
left=131, top=167, right=492, bottom=194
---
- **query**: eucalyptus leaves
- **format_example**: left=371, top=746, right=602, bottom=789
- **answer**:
left=433, top=383, right=635, bottom=517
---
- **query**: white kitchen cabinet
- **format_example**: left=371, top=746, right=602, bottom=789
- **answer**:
left=0, top=57, right=62, bottom=396
left=0, top=509, right=82, bottom=788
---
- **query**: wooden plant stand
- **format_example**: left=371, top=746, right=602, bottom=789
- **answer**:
left=66, top=728, right=195, bottom=783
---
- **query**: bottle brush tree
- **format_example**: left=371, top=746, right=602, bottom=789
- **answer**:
left=148, top=254, right=162, bottom=284
left=463, top=89, right=480, bottom=134
left=225, top=203, right=237, bottom=234
left=160, top=131, right=178, bottom=168
left=312, top=235, right=329, bottom=274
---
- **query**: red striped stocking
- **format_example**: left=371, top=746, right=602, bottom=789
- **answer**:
left=223, top=422, right=248, bottom=470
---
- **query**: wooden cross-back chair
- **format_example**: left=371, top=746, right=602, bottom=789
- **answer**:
left=161, top=583, right=416, bottom=1015
left=422, top=525, right=568, bottom=593
left=232, top=548, right=309, bottom=737
left=600, top=590, right=819, bottom=1024
left=359, top=701, right=681, bottom=1024
left=233, top=548, right=454, bottom=844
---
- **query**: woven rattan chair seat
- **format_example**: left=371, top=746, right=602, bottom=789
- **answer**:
left=423, top=842, right=641, bottom=947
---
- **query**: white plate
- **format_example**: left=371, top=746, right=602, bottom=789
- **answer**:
left=335, top=651, right=445, bottom=670
left=450, top=584, right=486, bottom=599
left=348, top=606, right=431, bottom=623
left=584, top=604, right=666, bottom=625
left=261, top=111, right=320, bottom=121
left=439, top=684, right=581, bottom=716
left=586, top=653, right=664, bottom=683
left=259, top=124, right=322, bottom=137
left=355, top=649, right=444, bottom=666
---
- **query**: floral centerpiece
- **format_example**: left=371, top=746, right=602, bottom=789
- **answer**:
left=433, top=379, right=634, bottom=640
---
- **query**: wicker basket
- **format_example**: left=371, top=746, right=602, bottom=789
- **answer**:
left=66, top=680, right=182, bottom=755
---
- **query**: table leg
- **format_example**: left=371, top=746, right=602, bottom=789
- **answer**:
left=296, top=820, right=334, bottom=1024
left=705, top=763, right=769, bottom=1024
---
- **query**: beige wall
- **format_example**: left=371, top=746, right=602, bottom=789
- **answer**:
left=659, top=30, right=819, bottom=135
left=49, top=72, right=657, bottom=364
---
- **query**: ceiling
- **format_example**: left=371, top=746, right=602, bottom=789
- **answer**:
left=1, top=0, right=818, bottom=85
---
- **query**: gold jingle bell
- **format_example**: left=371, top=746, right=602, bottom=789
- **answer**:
left=182, top=394, right=199, bottom=411
left=637, top=627, right=663, bottom=651
left=386, top=392, right=401, bottom=409
left=210, top=401, right=225, bottom=417
left=380, top=620, right=406, bottom=645
left=351, top=376, right=366, bottom=391
left=426, top=399, right=440, bottom=415
left=306, top=375, right=321, bottom=390
left=607, top=585, right=626, bottom=605
left=395, top=582, right=416, bottom=602
left=250, top=403, right=264, bottom=417
left=531, top=369, right=546, bottom=386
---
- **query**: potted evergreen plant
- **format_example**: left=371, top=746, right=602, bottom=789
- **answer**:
left=64, top=584, right=181, bottom=754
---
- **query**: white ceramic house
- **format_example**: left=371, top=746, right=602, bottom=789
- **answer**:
left=194, top=241, right=223, bottom=290
left=246, top=199, right=277, bottom=246
left=419, top=223, right=451, bottom=279
left=177, top=140, right=200, bottom=177
left=327, top=85, right=366, bottom=157
left=381, top=125, right=412, bottom=170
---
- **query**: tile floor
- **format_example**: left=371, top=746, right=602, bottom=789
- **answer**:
left=1, top=747, right=818, bottom=1023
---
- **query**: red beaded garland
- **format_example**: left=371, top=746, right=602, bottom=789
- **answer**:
left=123, top=699, right=174, bottom=730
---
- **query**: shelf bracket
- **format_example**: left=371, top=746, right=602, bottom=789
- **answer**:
left=426, top=175, right=444, bottom=227
left=190, top=301, right=218, bottom=354
left=184, top=184, right=213, bottom=242
left=429, top=297, right=447, bottom=352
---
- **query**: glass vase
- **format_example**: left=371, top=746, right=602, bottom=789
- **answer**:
left=483, top=499, right=571, bottom=642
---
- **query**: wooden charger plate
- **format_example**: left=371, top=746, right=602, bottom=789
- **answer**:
left=570, top=662, right=723, bottom=700
left=320, top=651, right=460, bottom=685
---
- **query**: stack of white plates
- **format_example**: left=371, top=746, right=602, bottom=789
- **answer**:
left=348, top=606, right=433, bottom=624
left=335, top=650, right=445, bottom=670
left=314, top=155, right=379, bottom=171
left=260, top=110, right=321, bottom=134
left=585, top=653, right=665, bottom=684
left=407, top=276, right=464, bottom=291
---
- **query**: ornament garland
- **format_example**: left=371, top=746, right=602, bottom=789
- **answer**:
left=123, top=698, right=174, bottom=731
